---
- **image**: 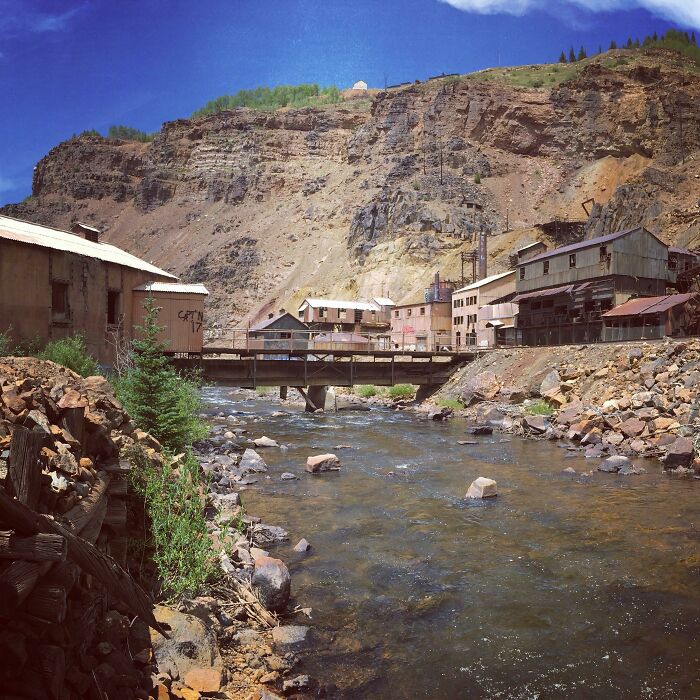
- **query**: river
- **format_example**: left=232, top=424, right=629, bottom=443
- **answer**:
left=202, top=386, right=700, bottom=699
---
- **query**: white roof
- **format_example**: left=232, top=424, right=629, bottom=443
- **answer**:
left=73, top=221, right=101, bottom=233
left=517, top=241, right=544, bottom=253
left=372, top=297, right=396, bottom=307
left=299, top=298, right=380, bottom=312
left=133, top=281, right=209, bottom=295
left=352, top=80, right=368, bottom=90
left=0, top=215, right=176, bottom=279
left=454, top=270, right=515, bottom=294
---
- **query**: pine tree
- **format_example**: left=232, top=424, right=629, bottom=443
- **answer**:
left=598, top=45, right=602, bottom=55
left=117, top=296, right=205, bottom=452
left=633, top=38, right=640, bottom=48
left=577, top=46, right=587, bottom=61
left=609, top=40, right=617, bottom=50
left=558, top=51, right=567, bottom=63
left=652, top=32, right=658, bottom=42
left=692, top=31, right=697, bottom=46
left=626, top=37, right=633, bottom=49
left=569, top=47, right=576, bottom=63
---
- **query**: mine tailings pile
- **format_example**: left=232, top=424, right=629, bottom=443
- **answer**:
left=0, top=357, right=164, bottom=700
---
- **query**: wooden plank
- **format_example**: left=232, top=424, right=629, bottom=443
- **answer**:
left=0, top=560, right=51, bottom=615
left=7, top=427, right=43, bottom=510
left=104, top=498, right=127, bottom=530
left=0, top=531, right=66, bottom=562
left=37, top=644, right=66, bottom=700
left=0, top=486, right=41, bottom=535
left=108, top=477, right=128, bottom=497
left=61, top=471, right=110, bottom=534
left=60, top=407, right=85, bottom=461
left=77, top=492, right=108, bottom=545
left=23, top=583, right=67, bottom=624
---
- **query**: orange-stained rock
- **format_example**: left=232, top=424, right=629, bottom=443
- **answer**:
left=183, top=667, right=221, bottom=693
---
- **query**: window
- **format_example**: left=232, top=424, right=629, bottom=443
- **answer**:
left=394, top=310, right=400, bottom=318
left=107, top=290, right=121, bottom=325
left=543, top=260, right=549, bottom=275
left=599, top=245, right=608, bottom=262
left=569, top=253, right=577, bottom=268
left=519, top=267, right=525, bottom=280
left=339, top=308, right=347, bottom=320
left=319, top=307, right=327, bottom=319
left=354, top=309, right=363, bottom=323
left=51, top=282, right=69, bottom=319
left=299, top=310, right=305, bottom=319
left=407, top=308, right=412, bottom=317
left=420, top=307, right=425, bottom=316
left=371, top=310, right=377, bottom=321
left=669, top=254, right=678, bottom=271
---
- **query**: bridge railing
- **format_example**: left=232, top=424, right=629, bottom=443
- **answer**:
left=205, top=329, right=483, bottom=354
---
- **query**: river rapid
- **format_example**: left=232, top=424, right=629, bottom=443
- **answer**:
left=202, top=386, right=700, bottom=700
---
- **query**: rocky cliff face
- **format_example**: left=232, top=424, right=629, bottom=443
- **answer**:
left=4, top=49, right=699, bottom=331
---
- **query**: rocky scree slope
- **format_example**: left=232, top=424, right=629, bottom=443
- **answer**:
left=3, top=49, right=699, bottom=332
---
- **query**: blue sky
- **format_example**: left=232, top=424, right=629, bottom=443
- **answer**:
left=0, top=0, right=697, bottom=206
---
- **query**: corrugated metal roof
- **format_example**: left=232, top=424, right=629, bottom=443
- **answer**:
left=602, top=293, right=697, bottom=318
left=133, top=281, right=209, bottom=295
left=516, top=241, right=545, bottom=253
left=522, top=227, right=661, bottom=265
left=512, top=283, right=574, bottom=303
left=249, top=312, right=308, bottom=331
left=299, top=298, right=380, bottom=312
left=0, top=215, right=176, bottom=279
left=454, top=270, right=515, bottom=293
left=372, top=297, right=396, bottom=307
left=669, top=246, right=698, bottom=255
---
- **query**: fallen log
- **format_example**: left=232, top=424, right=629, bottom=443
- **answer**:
left=7, top=427, right=43, bottom=510
left=0, top=560, right=52, bottom=615
left=0, top=531, right=66, bottom=563
left=62, top=471, right=110, bottom=534
left=23, top=582, right=67, bottom=624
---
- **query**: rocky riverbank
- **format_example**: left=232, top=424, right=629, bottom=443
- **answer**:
left=426, top=338, right=700, bottom=474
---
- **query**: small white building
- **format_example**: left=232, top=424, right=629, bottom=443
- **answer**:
left=352, top=80, right=368, bottom=91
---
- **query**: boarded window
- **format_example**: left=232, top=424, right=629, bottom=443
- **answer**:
left=107, top=290, right=121, bottom=325
left=339, top=308, right=347, bottom=320
left=519, top=267, right=525, bottom=280
left=354, top=309, right=363, bottom=323
left=599, top=245, right=608, bottom=262
left=51, top=282, right=69, bottom=318
left=543, top=260, right=549, bottom=275
left=569, top=254, right=576, bottom=268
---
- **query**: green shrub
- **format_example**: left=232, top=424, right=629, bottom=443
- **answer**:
left=115, top=297, right=207, bottom=453
left=255, top=386, right=275, bottom=396
left=0, top=329, right=12, bottom=356
left=386, top=384, right=415, bottom=399
left=436, top=396, right=463, bottom=410
left=531, top=78, right=544, bottom=88
left=128, top=447, right=214, bottom=598
left=356, top=385, right=377, bottom=398
left=39, top=335, right=99, bottom=377
left=524, top=399, right=554, bottom=416
left=474, top=173, right=481, bottom=184
left=107, top=125, right=156, bottom=142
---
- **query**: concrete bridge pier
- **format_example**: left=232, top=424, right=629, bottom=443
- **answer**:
left=299, top=385, right=337, bottom=413
left=279, top=386, right=288, bottom=400
left=415, top=384, right=440, bottom=403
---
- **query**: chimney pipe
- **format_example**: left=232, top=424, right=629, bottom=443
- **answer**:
left=478, top=230, right=487, bottom=280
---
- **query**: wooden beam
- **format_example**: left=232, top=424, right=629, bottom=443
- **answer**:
left=0, top=531, right=66, bottom=563
left=7, top=427, right=43, bottom=510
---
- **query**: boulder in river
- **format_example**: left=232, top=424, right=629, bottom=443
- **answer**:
left=293, top=538, right=311, bottom=553
left=240, top=448, right=268, bottom=473
left=280, top=472, right=298, bottom=480
left=428, top=406, right=453, bottom=421
left=466, top=425, right=493, bottom=436
left=254, top=436, right=279, bottom=448
left=271, top=625, right=310, bottom=651
left=252, top=556, right=291, bottom=613
left=306, top=453, right=341, bottom=473
left=662, top=437, right=694, bottom=469
left=465, top=477, right=498, bottom=499
left=597, top=455, right=632, bottom=473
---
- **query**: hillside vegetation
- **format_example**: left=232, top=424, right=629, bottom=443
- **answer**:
left=192, top=83, right=342, bottom=117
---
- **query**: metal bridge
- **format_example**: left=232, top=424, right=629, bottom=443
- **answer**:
left=172, top=329, right=479, bottom=390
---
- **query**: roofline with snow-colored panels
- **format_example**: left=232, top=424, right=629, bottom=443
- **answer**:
left=133, top=282, right=209, bottom=295
left=454, top=270, right=515, bottom=294
left=0, top=215, right=177, bottom=279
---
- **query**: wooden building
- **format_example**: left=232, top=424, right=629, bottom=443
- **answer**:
left=247, top=311, right=310, bottom=352
left=452, top=270, right=516, bottom=347
left=297, top=297, right=394, bottom=333
left=514, top=227, right=671, bottom=345
left=0, top=215, right=208, bottom=364
left=390, top=300, right=453, bottom=351
left=602, top=293, right=700, bottom=341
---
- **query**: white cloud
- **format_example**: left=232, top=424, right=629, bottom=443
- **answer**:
left=0, top=2, right=86, bottom=37
left=439, top=0, right=700, bottom=28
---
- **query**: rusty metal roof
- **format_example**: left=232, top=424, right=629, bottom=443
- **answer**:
left=512, top=283, right=574, bottom=303
left=602, top=293, right=698, bottom=318
left=522, top=227, right=663, bottom=265
left=0, top=215, right=176, bottom=279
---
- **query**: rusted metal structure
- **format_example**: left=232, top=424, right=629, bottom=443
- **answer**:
left=514, top=227, right=673, bottom=345
left=0, top=215, right=208, bottom=364
left=602, top=293, right=700, bottom=341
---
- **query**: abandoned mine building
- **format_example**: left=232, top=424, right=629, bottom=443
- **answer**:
left=248, top=310, right=310, bottom=351
left=513, top=226, right=700, bottom=346
left=452, top=270, right=516, bottom=348
left=0, top=215, right=209, bottom=364
left=297, top=297, right=395, bottom=334
left=390, top=274, right=454, bottom=351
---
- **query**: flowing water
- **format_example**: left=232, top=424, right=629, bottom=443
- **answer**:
left=203, top=386, right=700, bottom=699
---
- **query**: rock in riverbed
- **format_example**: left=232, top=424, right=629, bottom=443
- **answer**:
left=271, top=625, right=310, bottom=651
left=294, top=538, right=311, bottom=552
left=254, top=435, right=279, bottom=448
left=598, top=455, right=632, bottom=473
left=240, top=448, right=268, bottom=473
left=306, top=453, right=341, bottom=473
left=252, top=556, right=291, bottom=613
left=466, top=477, right=498, bottom=499
left=466, top=425, right=493, bottom=436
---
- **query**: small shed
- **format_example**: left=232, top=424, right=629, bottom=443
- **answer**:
left=602, top=293, right=700, bottom=342
left=132, top=282, right=209, bottom=353
left=248, top=312, right=309, bottom=351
